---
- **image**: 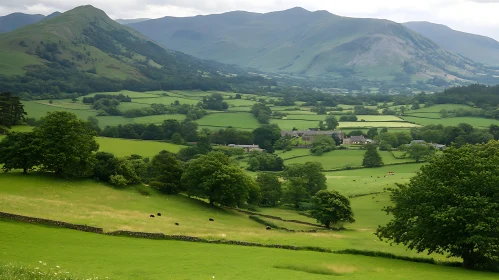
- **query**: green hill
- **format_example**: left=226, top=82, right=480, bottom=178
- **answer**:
left=128, top=7, right=489, bottom=82
left=0, top=5, right=237, bottom=96
left=404, top=21, right=499, bottom=66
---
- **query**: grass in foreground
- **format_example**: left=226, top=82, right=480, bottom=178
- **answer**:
left=0, top=221, right=496, bottom=280
left=0, top=263, right=104, bottom=280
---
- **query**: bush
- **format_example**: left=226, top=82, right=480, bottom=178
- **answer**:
left=109, top=174, right=128, bottom=186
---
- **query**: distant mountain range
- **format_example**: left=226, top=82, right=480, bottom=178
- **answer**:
left=127, top=7, right=493, bottom=82
left=403, top=21, right=499, bottom=66
left=115, top=18, right=151, bottom=25
left=0, top=12, right=61, bottom=33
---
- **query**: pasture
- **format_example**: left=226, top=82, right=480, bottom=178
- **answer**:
left=401, top=116, right=499, bottom=128
left=96, top=137, right=185, bottom=157
left=0, top=173, right=450, bottom=258
left=1, top=221, right=495, bottom=280
left=196, top=112, right=260, bottom=129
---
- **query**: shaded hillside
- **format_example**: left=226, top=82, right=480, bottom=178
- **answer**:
left=404, top=21, right=499, bottom=66
left=116, top=18, right=151, bottom=25
left=129, top=7, right=489, bottom=82
left=0, top=5, right=244, bottom=97
left=0, top=13, right=45, bottom=33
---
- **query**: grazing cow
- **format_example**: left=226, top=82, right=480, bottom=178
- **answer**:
left=150, top=215, right=155, bottom=218
left=209, top=218, right=214, bottom=222
left=175, top=223, right=179, bottom=226
left=157, top=213, right=162, bottom=216
left=266, top=226, right=271, bottom=230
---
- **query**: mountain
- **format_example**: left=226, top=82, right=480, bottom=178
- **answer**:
left=116, top=18, right=151, bottom=25
left=403, top=21, right=499, bottom=66
left=0, top=13, right=46, bottom=33
left=129, top=7, right=489, bottom=82
left=0, top=5, right=239, bottom=96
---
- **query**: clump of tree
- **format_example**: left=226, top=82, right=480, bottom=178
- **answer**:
left=0, top=92, right=26, bottom=129
left=251, top=103, right=272, bottom=124
left=379, top=131, right=413, bottom=150
left=362, top=144, right=384, bottom=167
left=247, top=153, right=284, bottom=171
left=311, top=135, right=336, bottom=156
left=148, top=151, right=183, bottom=194
left=283, top=162, right=327, bottom=208
left=202, top=93, right=228, bottom=110
left=311, top=190, right=355, bottom=229
left=93, top=152, right=147, bottom=186
left=410, top=123, right=493, bottom=147
left=376, top=141, right=499, bottom=270
left=325, top=115, right=339, bottom=130
left=252, top=124, right=281, bottom=153
left=400, top=143, right=435, bottom=162
left=181, top=152, right=259, bottom=206
left=354, top=106, right=379, bottom=115
left=209, top=128, right=253, bottom=145
left=256, top=173, right=282, bottom=207
left=339, top=114, right=358, bottom=122
left=0, top=132, right=40, bottom=173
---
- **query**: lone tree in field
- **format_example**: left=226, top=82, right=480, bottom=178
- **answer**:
left=182, top=152, right=257, bottom=206
left=311, top=190, right=355, bottom=229
left=35, top=111, right=99, bottom=178
left=0, top=132, right=40, bottom=173
left=362, top=144, right=384, bottom=168
left=376, top=141, right=499, bottom=270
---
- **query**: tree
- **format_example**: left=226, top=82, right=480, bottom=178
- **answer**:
left=0, top=92, right=26, bottom=128
left=367, top=127, right=378, bottom=139
left=256, top=173, right=282, bottom=206
left=325, top=115, right=339, bottom=130
left=317, top=121, right=326, bottom=131
left=0, top=132, right=41, bottom=173
left=311, top=190, right=355, bottom=229
left=253, top=124, right=281, bottom=153
left=35, top=112, right=99, bottom=177
left=362, top=144, right=384, bottom=168
left=405, top=143, right=435, bottom=162
left=283, top=177, right=308, bottom=209
left=284, top=162, right=326, bottom=196
left=182, top=152, right=256, bottom=206
left=171, top=132, right=183, bottom=144
left=376, top=142, right=499, bottom=270
left=311, top=135, right=336, bottom=155
left=251, top=103, right=272, bottom=124
left=149, top=151, right=184, bottom=194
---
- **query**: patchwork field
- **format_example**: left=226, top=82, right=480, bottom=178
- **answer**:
left=401, top=116, right=499, bottom=128
left=196, top=112, right=260, bottom=129
left=96, top=137, right=185, bottom=157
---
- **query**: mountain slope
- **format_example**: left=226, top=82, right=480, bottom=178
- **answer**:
left=0, top=5, right=238, bottom=95
left=129, top=7, right=487, bottom=81
left=0, top=13, right=46, bottom=33
left=403, top=21, right=499, bottom=66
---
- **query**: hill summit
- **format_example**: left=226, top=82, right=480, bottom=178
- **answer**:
left=0, top=5, right=236, bottom=96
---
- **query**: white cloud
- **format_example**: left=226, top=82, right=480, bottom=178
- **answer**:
left=1, top=0, right=499, bottom=40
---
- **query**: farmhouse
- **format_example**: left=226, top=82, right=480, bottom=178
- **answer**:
left=343, top=135, right=368, bottom=145
left=281, top=130, right=344, bottom=141
left=227, top=144, right=264, bottom=152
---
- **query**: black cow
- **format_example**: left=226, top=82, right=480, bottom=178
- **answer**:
left=175, top=223, right=179, bottom=226
left=266, top=226, right=271, bottom=230
left=209, top=218, right=214, bottom=221
left=150, top=215, right=155, bottom=218
left=157, top=213, right=162, bottom=216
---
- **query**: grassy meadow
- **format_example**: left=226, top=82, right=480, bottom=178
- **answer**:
left=96, top=137, right=185, bottom=157
left=2, top=221, right=496, bottom=280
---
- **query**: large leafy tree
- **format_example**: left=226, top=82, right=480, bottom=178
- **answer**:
left=182, top=152, right=256, bottom=206
left=325, top=115, right=339, bottom=130
left=149, top=151, right=184, bottom=194
left=256, top=173, right=282, bottom=206
left=362, top=144, right=384, bottom=167
left=0, top=132, right=41, bottom=173
left=404, top=143, right=435, bottom=162
left=284, top=162, right=326, bottom=196
left=376, top=142, right=499, bottom=270
left=35, top=112, right=99, bottom=178
left=311, top=190, right=355, bottom=229
left=283, top=177, right=308, bottom=209
left=0, top=92, right=26, bottom=128
left=253, top=124, right=281, bottom=153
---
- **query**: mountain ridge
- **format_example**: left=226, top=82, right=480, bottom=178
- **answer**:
left=128, top=7, right=489, bottom=83
left=403, top=21, right=499, bottom=65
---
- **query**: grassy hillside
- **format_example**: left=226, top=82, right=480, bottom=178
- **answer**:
left=3, top=221, right=497, bottom=280
left=0, top=6, right=237, bottom=96
left=129, top=7, right=489, bottom=81
left=404, top=21, right=499, bottom=66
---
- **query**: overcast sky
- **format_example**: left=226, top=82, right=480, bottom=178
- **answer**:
left=1, top=0, right=499, bottom=40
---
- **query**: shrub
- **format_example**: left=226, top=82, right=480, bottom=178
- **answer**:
left=109, top=174, right=128, bottom=186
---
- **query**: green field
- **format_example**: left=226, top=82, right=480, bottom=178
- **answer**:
left=196, top=112, right=260, bottom=129
left=401, top=116, right=499, bottom=128
left=96, top=137, right=185, bottom=157
left=339, top=121, right=420, bottom=128
left=283, top=150, right=414, bottom=170
left=2, top=221, right=495, bottom=280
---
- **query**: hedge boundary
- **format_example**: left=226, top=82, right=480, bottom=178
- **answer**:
left=0, top=211, right=463, bottom=268
left=226, top=207, right=325, bottom=228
